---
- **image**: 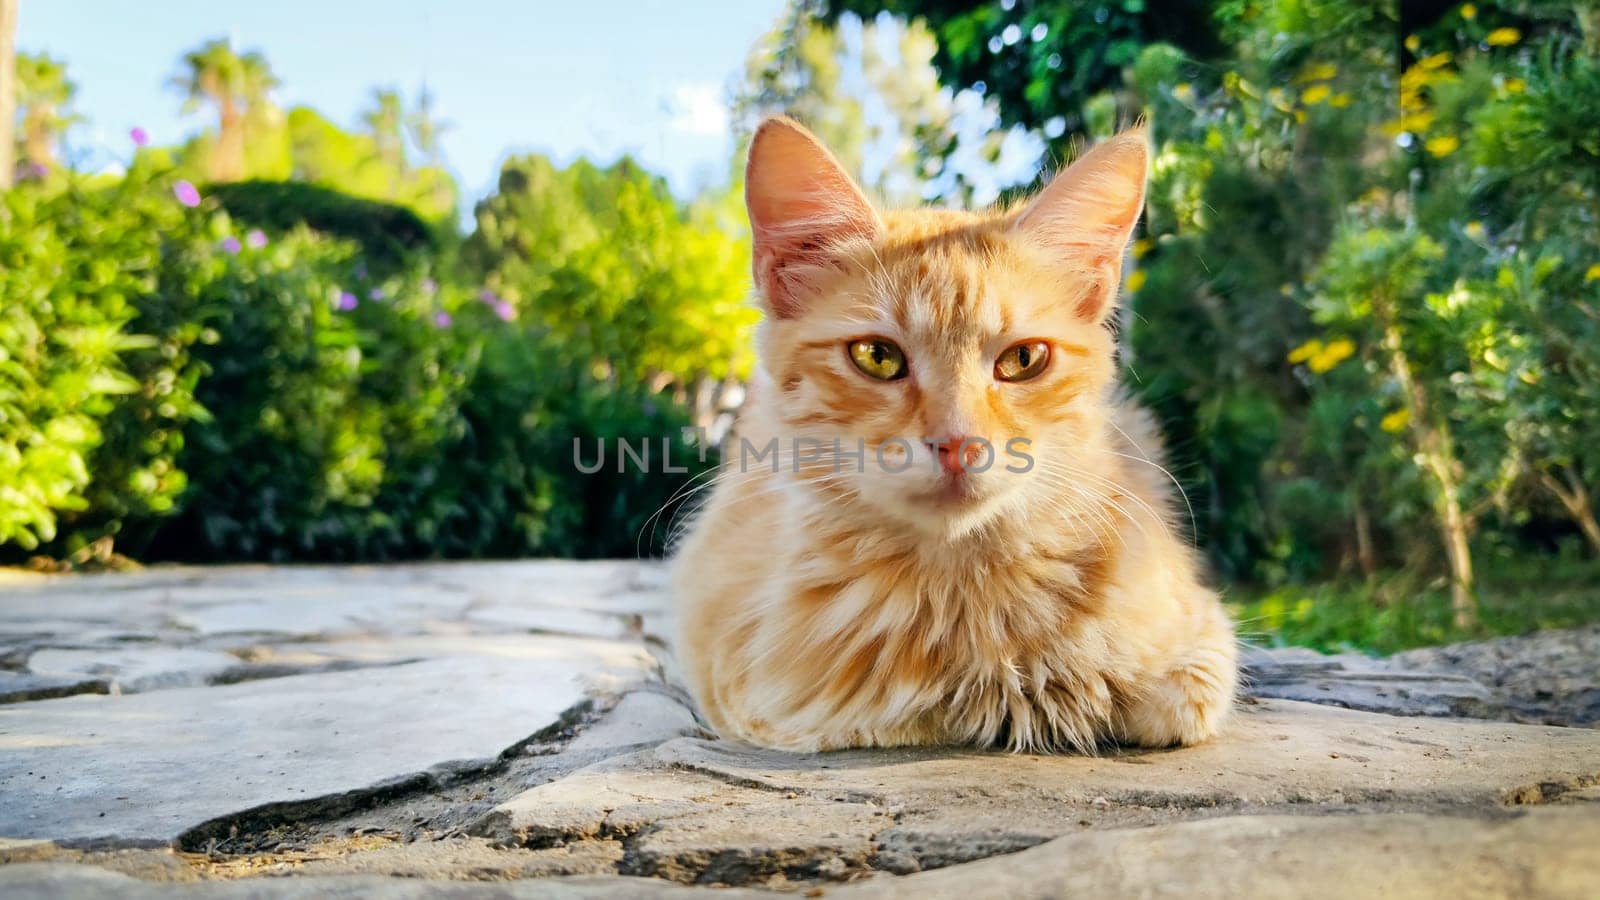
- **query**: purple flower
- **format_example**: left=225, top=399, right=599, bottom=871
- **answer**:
left=245, top=229, right=269, bottom=249
left=493, top=301, right=515, bottom=322
left=173, top=180, right=201, bottom=208
left=220, top=236, right=242, bottom=254
left=26, top=161, right=49, bottom=179
left=433, top=312, right=453, bottom=328
left=130, top=127, right=150, bottom=147
left=336, top=291, right=359, bottom=311
left=421, top=278, right=438, bottom=294
left=478, top=288, right=500, bottom=305
left=369, top=287, right=386, bottom=301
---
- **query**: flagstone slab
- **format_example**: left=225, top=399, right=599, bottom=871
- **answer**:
left=0, top=636, right=654, bottom=846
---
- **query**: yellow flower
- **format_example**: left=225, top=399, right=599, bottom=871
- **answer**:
left=1288, top=339, right=1324, bottom=365
left=1460, top=3, right=1477, bottom=20
left=1380, top=408, right=1411, bottom=433
left=1426, top=135, right=1461, bottom=157
left=1173, top=82, right=1194, bottom=101
left=1585, top=263, right=1600, bottom=283
left=1405, top=35, right=1421, bottom=52
left=1296, top=62, right=1338, bottom=83
left=1465, top=221, right=1484, bottom=238
left=1486, top=27, right=1521, bottom=46
left=1132, top=238, right=1153, bottom=259
left=1504, top=77, right=1526, bottom=93
left=1329, top=92, right=1353, bottom=108
left=1126, top=270, right=1147, bottom=292
left=1301, top=84, right=1332, bottom=105
left=1419, top=51, right=1454, bottom=70
left=1384, top=111, right=1436, bottom=135
left=1308, top=339, right=1356, bottom=373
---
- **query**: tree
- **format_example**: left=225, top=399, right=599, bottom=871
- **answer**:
left=362, top=87, right=406, bottom=181
left=170, top=38, right=279, bottom=182
left=736, top=2, right=1029, bottom=206
left=824, top=0, right=1224, bottom=152
left=407, top=84, right=448, bottom=169
left=0, top=0, right=17, bottom=188
left=1314, top=227, right=1484, bottom=629
left=289, top=98, right=457, bottom=223
left=15, top=52, right=75, bottom=174
left=464, top=155, right=756, bottom=406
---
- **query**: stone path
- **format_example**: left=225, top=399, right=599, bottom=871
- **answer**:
left=1, top=563, right=1596, bottom=897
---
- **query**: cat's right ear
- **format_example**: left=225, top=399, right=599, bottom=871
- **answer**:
left=745, top=117, right=880, bottom=318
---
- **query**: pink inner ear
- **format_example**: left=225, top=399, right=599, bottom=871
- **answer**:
left=745, top=118, right=880, bottom=318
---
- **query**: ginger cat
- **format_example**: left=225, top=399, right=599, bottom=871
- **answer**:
left=671, top=117, right=1237, bottom=753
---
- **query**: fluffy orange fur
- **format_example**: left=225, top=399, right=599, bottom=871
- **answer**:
left=670, top=117, right=1237, bottom=753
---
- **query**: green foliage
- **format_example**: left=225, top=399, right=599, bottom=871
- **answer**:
left=465, top=154, right=756, bottom=389
left=827, top=0, right=1600, bottom=604
left=423, top=319, right=710, bottom=559
left=14, top=51, right=78, bottom=171
left=206, top=179, right=438, bottom=274
left=287, top=105, right=458, bottom=223
left=0, top=162, right=208, bottom=553
left=825, top=0, right=1225, bottom=140
left=1231, top=553, right=1600, bottom=654
left=1, top=148, right=719, bottom=563
left=144, top=236, right=471, bottom=561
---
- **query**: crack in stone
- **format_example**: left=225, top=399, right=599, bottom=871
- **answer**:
left=206, top=657, right=421, bottom=687
left=175, top=699, right=604, bottom=854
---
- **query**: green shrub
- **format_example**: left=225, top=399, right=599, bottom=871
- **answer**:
left=144, top=233, right=474, bottom=561
left=424, top=313, right=712, bottom=559
left=2, top=160, right=719, bottom=565
left=206, top=180, right=438, bottom=275
left=0, top=168, right=210, bottom=556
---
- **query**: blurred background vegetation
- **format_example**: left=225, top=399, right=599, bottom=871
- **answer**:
left=2, top=1, right=1598, bottom=651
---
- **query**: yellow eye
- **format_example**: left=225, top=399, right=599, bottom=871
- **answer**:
left=995, top=340, right=1051, bottom=382
left=848, top=338, right=908, bottom=381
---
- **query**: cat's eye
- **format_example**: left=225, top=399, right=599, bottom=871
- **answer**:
left=848, top=338, right=908, bottom=381
left=995, top=341, right=1051, bottom=382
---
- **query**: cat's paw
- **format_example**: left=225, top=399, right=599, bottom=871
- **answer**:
left=1118, top=648, right=1238, bottom=748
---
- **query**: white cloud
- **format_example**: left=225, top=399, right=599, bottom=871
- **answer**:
left=666, top=83, right=730, bottom=138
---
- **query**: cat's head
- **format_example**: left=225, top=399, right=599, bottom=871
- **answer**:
left=743, top=116, right=1147, bottom=540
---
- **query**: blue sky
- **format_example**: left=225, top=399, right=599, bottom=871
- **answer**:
left=19, top=0, right=786, bottom=203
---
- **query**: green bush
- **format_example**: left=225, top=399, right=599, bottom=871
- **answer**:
left=1, top=160, right=716, bottom=565
left=143, top=234, right=475, bottom=561
left=207, top=180, right=439, bottom=275
left=424, top=314, right=711, bottom=559
left=0, top=168, right=210, bottom=556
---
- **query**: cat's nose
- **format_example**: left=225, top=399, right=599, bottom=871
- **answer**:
left=930, top=436, right=986, bottom=476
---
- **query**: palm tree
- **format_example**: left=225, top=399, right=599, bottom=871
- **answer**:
left=170, top=38, right=278, bottom=182
left=407, top=84, right=449, bottom=168
left=361, top=86, right=406, bottom=176
left=0, top=0, right=18, bottom=188
left=16, top=52, right=75, bottom=173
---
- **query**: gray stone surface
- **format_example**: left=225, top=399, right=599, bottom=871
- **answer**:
left=472, top=695, right=1600, bottom=885
left=24, top=647, right=240, bottom=694
left=1, top=562, right=1598, bottom=896
left=0, top=638, right=654, bottom=845
left=3, top=808, right=1599, bottom=898
left=1391, top=625, right=1600, bottom=726
left=1244, top=627, right=1600, bottom=727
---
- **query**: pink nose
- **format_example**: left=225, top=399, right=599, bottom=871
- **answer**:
left=931, top=436, right=985, bottom=476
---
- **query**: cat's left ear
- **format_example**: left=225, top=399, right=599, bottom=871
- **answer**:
left=1012, top=127, right=1149, bottom=322
left=745, top=117, right=882, bottom=318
